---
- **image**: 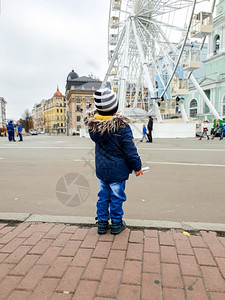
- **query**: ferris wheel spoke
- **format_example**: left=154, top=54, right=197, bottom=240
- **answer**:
left=137, top=22, right=173, bottom=86
left=131, top=17, right=163, bottom=121
left=160, top=0, right=197, bottom=98
left=137, top=19, right=170, bottom=98
left=142, top=17, right=187, bottom=32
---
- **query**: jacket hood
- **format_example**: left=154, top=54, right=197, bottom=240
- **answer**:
left=83, top=110, right=131, bottom=135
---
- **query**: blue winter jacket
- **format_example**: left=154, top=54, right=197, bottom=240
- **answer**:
left=18, top=124, right=22, bottom=132
left=7, top=122, right=14, bottom=134
left=84, top=111, right=142, bottom=182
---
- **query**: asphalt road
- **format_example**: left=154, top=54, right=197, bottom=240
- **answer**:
left=0, top=134, right=225, bottom=223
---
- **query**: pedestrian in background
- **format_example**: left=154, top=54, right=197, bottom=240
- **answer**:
left=199, top=120, right=209, bottom=140
left=7, top=121, right=16, bottom=142
left=140, top=125, right=148, bottom=142
left=84, top=88, right=143, bottom=235
left=17, top=121, right=23, bottom=142
left=211, top=119, right=221, bottom=139
left=220, top=123, right=225, bottom=140
left=147, top=115, right=153, bottom=143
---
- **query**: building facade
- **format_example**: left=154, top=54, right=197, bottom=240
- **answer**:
left=184, top=0, right=225, bottom=122
left=65, top=70, right=103, bottom=135
left=43, top=87, right=66, bottom=134
left=0, top=97, right=7, bottom=129
left=32, top=100, right=45, bottom=132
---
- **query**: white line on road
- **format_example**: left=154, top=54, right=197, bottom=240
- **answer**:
left=139, top=148, right=225, bottom=152
left=0, top=146, right=225, bottom=152
left=0, top=147, right=93, bottom=149
left=72, top=159, right=225, bottom=168
left=147, top=161, right=225, bottom=167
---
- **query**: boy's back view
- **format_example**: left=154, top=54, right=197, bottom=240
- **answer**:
left=84, top=88, right=143, bottom=235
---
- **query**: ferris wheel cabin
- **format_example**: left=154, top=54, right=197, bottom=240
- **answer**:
left=190, top=12, right=213, bottom=39
left=109, top=34, right=118, bottom=46
left=110, top=16, right=119, bottom=28
left=170, top=78, right=189, bottom=97
left=112, top=0, right=121, bottom=10
left=111, top=66, right=118, bottom=76
left=181, top=49, right=201, bottom=71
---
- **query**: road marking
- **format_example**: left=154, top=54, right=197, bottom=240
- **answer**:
left=148, top=161, right=225, bottom=167
left=72, top=159, right=225, bottom=168
left=0, top=146, right=93, bottom=149
left=0, top=146, right=224, bottom=152
left=73, top=159, right=94, bottom=162
left=139, top=148, right=225, bottom=152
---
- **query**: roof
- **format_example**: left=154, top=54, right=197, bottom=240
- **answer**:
left=74, top=81, right=102, bottom=91
left=54, top=87, right=64, bottom=97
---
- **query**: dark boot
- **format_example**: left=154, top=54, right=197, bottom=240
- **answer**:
left=207, top=136, right=209, bottom=140
left=199, top=136, right=202, bottom=140
left=97, top=221, right=109, bottom=234
left=111, top=220, right=126, bottom=235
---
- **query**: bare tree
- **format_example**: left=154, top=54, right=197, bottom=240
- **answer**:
left=20, top=109, right=33, bottom=132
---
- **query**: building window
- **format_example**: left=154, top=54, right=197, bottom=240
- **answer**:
left=61, top=123, right=63, bottom=127
left=204, top=90, right=210, bottom=113
left=57, top=109, right=59, bottom=113
left=77, top=125, right=81, bottom=131
left=214, top=35, right=220, bottom=55
left=77, top=116, right=81, bottom=122
left=223, top=95, right=225, bottom=116
left=60, top=109, right=62, bottom=113
left=189, top=99, right=198, bottom=117
left=86, top=98, right=91, bottom=103
left=76, top=98, right=81, bottom=103
left=76, top=105, right=82, bottom=112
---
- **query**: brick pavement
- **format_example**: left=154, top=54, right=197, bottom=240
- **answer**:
left=0, top=222, right=225, bottom=300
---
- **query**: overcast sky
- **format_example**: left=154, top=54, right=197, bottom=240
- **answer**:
left=0, top=0, right=110, bottom=121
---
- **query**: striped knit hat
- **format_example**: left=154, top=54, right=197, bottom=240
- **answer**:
left=93, top=88, right=118, bottom=116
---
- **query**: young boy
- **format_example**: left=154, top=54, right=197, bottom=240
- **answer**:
left=140, top=125, right=148, bottom=142
left=84, top=88, right=143, bottom=235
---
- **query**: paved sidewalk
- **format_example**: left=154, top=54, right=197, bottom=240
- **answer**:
left=0, top=222, right=225, bottom=300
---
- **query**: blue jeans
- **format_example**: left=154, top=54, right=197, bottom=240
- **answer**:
left=97, top=179, right=126, bottom=223
left=18, top=133, right=23, bottom=141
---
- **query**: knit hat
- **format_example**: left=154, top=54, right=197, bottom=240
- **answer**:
left=93, top=88, right=118, bottom=116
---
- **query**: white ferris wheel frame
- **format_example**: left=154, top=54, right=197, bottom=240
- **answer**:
left=102, top=0, right=220, bottom=122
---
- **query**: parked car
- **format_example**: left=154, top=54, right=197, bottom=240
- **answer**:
left=30, top=130, right=38, bottom=135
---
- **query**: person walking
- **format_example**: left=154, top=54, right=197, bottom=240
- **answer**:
left=7, top=121, right=16, bottom=142
left=140, top=125, right=148, bottom=142
left=17, top=121, right=23, bottom=142
left=84, top=88, right=143, bottom=235
left=147, top=115, right=153, bottom=143
left=211, top=119, right=221, bottom=139
left=220, top=123, right=225, bottom=140
left=199, top=120, right=209, bottom=140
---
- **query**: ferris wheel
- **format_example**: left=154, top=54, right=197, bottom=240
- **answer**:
left=102, top=0, right=219, bottom=122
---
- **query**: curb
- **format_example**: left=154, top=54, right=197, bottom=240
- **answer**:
left=0, top=212, right=225, bottom=232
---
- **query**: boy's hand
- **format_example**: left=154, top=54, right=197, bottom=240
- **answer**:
left=135, top=169, right=143, bottom=176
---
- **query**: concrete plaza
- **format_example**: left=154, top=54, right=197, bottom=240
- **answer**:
left=0, top=134, right=225, bottom=224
